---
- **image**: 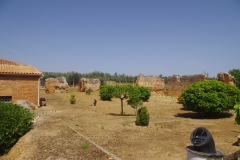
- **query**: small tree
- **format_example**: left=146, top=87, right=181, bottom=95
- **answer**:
left=135, top=106, right=150, bottom=126
left=139, top=86, right=151, bottom=102
left=113, top=85, right=131, bottom=115
left=70, top=94, right=76, bottom=104
left=127, top=86, right=143, bottom=115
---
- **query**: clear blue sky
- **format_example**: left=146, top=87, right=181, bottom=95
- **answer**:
left=0, top=0, right=240, bottom=77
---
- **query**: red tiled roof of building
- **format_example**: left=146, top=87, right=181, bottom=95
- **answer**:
left=0, top=58, right=42, bottom=76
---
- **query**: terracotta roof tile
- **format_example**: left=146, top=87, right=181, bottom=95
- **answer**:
left=0, top=58, right=42, bottom=76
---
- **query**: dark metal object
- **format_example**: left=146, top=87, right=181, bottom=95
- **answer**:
left=186, top=127, right=224, bottom=157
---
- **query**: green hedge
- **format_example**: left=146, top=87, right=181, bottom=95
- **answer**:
left=181, top=80, right=240, bottom=114
left=99, top=85, right=115, bottom=100
left=0, top=102, right=34, bottom=155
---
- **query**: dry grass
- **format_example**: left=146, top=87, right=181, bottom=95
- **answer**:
left=1, top=91, right=240, bottom=160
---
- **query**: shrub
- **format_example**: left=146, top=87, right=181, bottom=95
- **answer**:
left=127, top=86, right=143, bottom=115
left=99, top=85, right=114, bottom=101
left=135, top=106, right=150, bottom=126
left=70, top=94, right=76, bottom=104
left=0, top=102, right=34, bottom=155
left=85, top=88, right=93, bottom=95
left=139, top=87, right=151, bottom=102
left=234, top=104, right=240, bottom=125
left=181, top=80, right=240, bottom=114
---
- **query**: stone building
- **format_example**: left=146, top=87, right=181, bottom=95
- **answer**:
left=0, top=58, right=43, bottom=106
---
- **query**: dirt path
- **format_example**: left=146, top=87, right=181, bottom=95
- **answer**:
left=1, top=92, right=240, bottom=160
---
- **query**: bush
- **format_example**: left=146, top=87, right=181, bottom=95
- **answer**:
left=135, top=106, right=150, bottom=126
left=99, top=85, right=114, bottom=101
left=139, top=87, right=151, bottom=102
left=85, top=88, right=93, bottom=95
left=0, top=102, right=34, bottom=155
left=70, top=94, right=76, bottom=104
left=127, top=86, right=143, bottom=115
left=181, top=80, right=240, bottom=114
left=234, top=104, right=240, bottom=125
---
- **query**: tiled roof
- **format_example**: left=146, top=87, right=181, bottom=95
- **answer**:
left=0, top=58, right=42, bottom=76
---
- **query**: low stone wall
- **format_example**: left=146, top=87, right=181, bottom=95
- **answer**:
left=45, top=76, right=69, bottom=93
left=135, top=73, right=165, bottom=93
left=165, top=74, right=207, bottom=97
left=79, top=78, right=100, bottom=92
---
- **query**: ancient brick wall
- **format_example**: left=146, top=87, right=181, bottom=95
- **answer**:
left=45, top=76, right=69, bottom=93
left=79, top=78, right=100, bottom=92
left=0, top=76, right=40, bottom=105
left=165, top=74, right=207, bottom=97
left=136, top=73, right=165, bottom=93
left=217, top=72, right=235, bottom=86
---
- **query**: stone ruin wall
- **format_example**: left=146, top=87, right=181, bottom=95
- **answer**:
left=217, top=72, right=235, bottom=86
left=136, top=72, right=235, bottom=98
left=166, top=74, right=207, bottom=97
left=45, top=76, right=69, bottom=93
left=79, top=78, right=100, bottom=92
left=136, top=74, right=165, bottom=94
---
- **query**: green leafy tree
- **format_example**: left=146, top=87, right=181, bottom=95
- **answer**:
left=113, top=85, right=131, bottom=115
left=139, top=87, right=151, bottom=102
left=127, top=86, right=143, bottom=115
left=135, top=106, right=150, bottom=126
left=234, top=104, right=240, bottom=125
left=229, top=69, right=240, bottom=89
left=99, top=85, right=115, bottom=100
left=181, top=80, right=240, bottom=114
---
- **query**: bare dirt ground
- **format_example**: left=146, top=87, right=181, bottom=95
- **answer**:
left=1, top=91, right=240, bottom=160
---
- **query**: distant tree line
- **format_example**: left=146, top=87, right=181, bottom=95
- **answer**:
left=40, top=71, right=137, bottom=86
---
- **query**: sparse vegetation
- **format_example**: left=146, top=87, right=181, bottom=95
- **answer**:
left=85, top=88, right=93, bottom=95
left=0, top=102, right=34, bottom=155
left=70, top=94, right=76, bottom=104
left=81, top=143, right=89, bottom=150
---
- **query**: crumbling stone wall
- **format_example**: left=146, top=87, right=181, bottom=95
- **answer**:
left=79, top=78, right=100, bottom=92
left=165, top=74, right=207, bottom=97
left=217, top=72, right=235, bottom=86
left=135, top=73, right=165, bottom=93
left=45, top=76, right=69, bottom=93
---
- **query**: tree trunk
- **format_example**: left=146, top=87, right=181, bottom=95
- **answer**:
left=120, top=98, right=124, bottom=115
